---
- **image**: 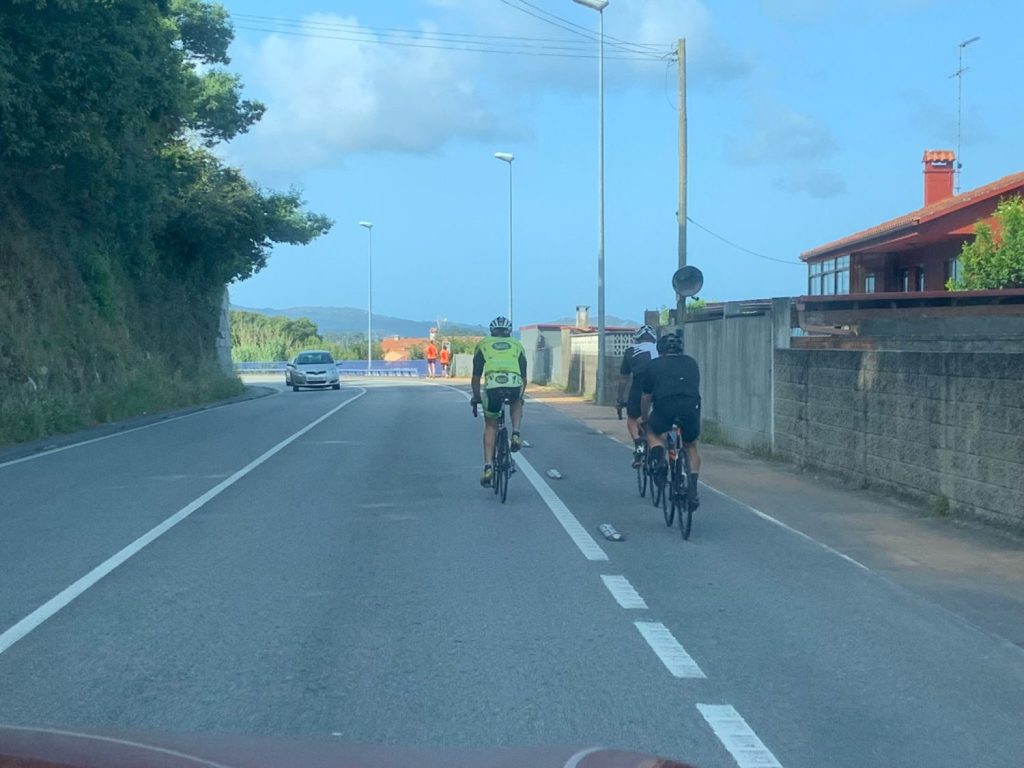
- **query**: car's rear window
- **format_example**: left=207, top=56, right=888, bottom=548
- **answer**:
left=296, top=353, right=334, bottom=365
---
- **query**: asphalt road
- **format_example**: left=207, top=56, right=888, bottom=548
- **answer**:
left=2, top=379, right=1023, bottom=767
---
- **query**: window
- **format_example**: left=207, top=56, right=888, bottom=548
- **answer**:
left=915, top=265, right=926, bottom=292
left=898, top=268, right=910, bottom=292
left=945, top=257, right=962, bottom=285
left=809, top=255, right=851, bottom=296
left=864, top=274, right=876, bottom=293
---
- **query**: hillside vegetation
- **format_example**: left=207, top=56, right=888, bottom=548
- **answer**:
left=0, top=1, right=330, bottom=444
left=231, top=311, right=382, bottom=362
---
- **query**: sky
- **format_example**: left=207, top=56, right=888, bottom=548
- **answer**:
left=222, top=0, right=1024, bottom=327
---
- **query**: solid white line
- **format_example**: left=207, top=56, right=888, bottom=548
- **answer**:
left=437, top=382, right=609, bottom=562
left=0, top=389, right=366, bottom=656
left=697, top=704, right=783, bottom=768
left=0, top=388, right=282, bottom=471
left=514, top=455, right=609, bottom=561
left=600, top=575, right=648, bottom=609
left=702, top=486, right=871, bottom=572
left=634, top=621, right=706, bottom=679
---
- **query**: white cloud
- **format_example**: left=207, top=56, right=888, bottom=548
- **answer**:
left=226, top=2, right=749, bottom=174
left=726, top=101, right=846, bottom=198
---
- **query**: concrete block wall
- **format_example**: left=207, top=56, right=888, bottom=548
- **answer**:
left=775, top=349, right=1024, bottom=532
left=683, top=311, right=774, bottom=450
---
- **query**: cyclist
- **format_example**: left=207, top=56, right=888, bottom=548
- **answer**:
left=640, top=331, right=702, bottom=511
left=470, top=316, right=527, bottom=487
left=616, top=325, right=659, bottom=468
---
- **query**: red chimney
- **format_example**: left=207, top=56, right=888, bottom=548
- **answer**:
left=922, top=150, right=955, bottom=205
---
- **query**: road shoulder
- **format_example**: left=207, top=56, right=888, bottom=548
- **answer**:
left=528, top=386, right=1024, bottom=650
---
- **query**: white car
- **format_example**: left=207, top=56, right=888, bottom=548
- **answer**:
left=285, top=350, right=341, bottom=391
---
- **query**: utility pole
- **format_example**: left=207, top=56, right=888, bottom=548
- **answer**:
left=952, top=35, right=980, bottom=195
left=675, top=38, right=688, bottom=332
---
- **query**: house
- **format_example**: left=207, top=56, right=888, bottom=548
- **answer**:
left=801, top=151, right=1024, bottom=295
left=379, top=337, right=429, bottom=362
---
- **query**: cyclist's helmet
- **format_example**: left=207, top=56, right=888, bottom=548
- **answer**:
left=633, top=324, right=656, bottom=342
left=658, top=332, right=683, bottom=355
left=490, top=316, right=513, bottom=336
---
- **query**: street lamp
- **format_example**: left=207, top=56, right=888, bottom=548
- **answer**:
left=572, top=0, right=608, bottom=404
left=358, top=221, right=373, bottom=372
left=494, top=152, right=514, bottom=324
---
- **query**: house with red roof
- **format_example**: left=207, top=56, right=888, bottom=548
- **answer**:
left=801, top=151, right=1024, bottom=295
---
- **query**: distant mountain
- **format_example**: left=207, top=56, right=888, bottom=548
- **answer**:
left=232, top=305, right=487, bottom=338
left=549, top=314, right=640, bottom=328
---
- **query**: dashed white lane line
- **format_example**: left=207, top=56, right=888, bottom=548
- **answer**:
left=634, top=621, right=706, bottom=679
left=600, top=575, right=648, bottom=609
left=0, top=389, right=366, bottom=656
left=697, top=704, right=784, bottom=768
left=514, top=455, right=609, bottom=561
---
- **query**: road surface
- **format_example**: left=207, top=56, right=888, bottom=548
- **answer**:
left=1, top=379, right=1022, bottom=767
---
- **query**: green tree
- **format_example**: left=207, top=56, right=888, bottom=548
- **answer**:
left=948, top=196, right=1024, bottom=290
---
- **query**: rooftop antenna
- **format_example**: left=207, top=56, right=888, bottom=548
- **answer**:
left=951, top=35, right=980, bottom=194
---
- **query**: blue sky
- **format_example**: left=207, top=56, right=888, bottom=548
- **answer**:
left=223, top=0, right=1023, bottom=327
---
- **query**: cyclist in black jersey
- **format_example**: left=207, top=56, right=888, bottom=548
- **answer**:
left=617, top=325, right=658, bottom=468
left=640, top=331, right=702, bottom=511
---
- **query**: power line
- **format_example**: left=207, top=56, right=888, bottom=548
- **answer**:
left=232, top=11, right=669, bottom=61
left=502, top=0, right=668, bottom=55
left=232, top=22, right=665, bottom=61
left=687, top=216, right=802, bottom=266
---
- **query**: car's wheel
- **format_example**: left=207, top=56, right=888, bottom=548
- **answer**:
left=292, top=385, right=300, bottom=392
left=332, top=383, right=341, bottom=390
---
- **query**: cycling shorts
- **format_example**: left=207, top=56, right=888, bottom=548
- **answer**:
left=626, top=380, right=644, bottom=419
left=648, top=396, right=701, bottom=442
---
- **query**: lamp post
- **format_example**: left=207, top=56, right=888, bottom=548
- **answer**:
left=572, top=0, right=608, bottom=403
left=494, top=152, right=515, bottom=324
left=358, top=221, right=373, bottom=372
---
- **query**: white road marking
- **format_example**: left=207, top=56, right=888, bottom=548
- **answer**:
left=603, top=436, right=870, bottom=573
left=437, top=382, right=609, bottom=562
left=514, top=456, right=609, bottom=561
left=634, top=621, right=706, bottom=678
left=0, top=389, right=282, bottom=471
left=0, top=389, right=366, bottom=656
left=702, top=486, right=870, bottom=572
left=697, top=704, right=784, bottom=768
left=600, top=575, right=648, bottom=609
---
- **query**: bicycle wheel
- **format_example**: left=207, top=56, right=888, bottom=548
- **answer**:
left=661, top=455, right=674, bottom=526
left=499, top=454, right=510, bottom=503
left=679, top=453, right=693, bottom=540
left=493, top=428, right=506, bottom=497
left=636, top=459, right=648, bottom=498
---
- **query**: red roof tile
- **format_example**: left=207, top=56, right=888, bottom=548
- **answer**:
left=922, top=149, right=955, bottom=163
left=801, top=171, right=1024, bottom=261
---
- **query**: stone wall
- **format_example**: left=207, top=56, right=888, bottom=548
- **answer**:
left=774, top=349, right=1024, bottom=532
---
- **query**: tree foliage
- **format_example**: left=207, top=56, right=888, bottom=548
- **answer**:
left=231, top=312, right=384, bottom=362
left=0, top=0, right=332, bottom=442
left=948, top=196, right=1024, bottom=291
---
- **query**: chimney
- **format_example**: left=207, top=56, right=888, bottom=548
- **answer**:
left=575, top=305, right=590, bottom=329
left=922, top=150, right=955, bottom=205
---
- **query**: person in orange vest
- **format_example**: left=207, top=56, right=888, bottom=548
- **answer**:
left=439, top=342, right=452, bottom=378
left=425, top=339, right=438, bottom=378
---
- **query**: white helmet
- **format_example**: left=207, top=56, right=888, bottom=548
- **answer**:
left=490, top=316, right=513, bottom=336
left=633, top=324, right=656, bottom=342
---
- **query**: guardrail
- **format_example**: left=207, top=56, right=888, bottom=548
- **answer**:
left=234, top=361, right=426, bottom=377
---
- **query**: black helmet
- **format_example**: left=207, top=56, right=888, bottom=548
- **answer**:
left=658, top=332, right=683, bottom=354
left=490, top=316, right=513, bottom=336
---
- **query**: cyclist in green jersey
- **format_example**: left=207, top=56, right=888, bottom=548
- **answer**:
left=470, top=316, right=528, bottom=487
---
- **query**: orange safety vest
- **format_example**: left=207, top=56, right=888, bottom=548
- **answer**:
left=426, top=344, right=438, bottom=360
left=439, top=348, right=451, bottom=364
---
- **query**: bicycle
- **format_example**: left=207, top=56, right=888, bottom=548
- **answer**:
left=618, top=402, right=649, bottom=499
left=473, top=396, right=514, bottom=503
left=658, top=423, right=694, bottom=539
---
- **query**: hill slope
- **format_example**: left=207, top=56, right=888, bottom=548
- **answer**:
left=233, top=305, right=487, bottom=338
